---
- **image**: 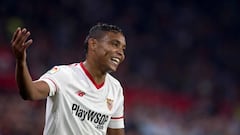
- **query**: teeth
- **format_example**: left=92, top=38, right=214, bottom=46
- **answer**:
left=111, top=57, right=120, bottom=64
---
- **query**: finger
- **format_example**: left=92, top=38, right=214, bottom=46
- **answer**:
left=11, top=27, right=21, bottom=43
left=21, top=28, right=27, bottom=34
left=19, top=28, right=28, bottom=44
left=23, top=39, right=33, bottom=49
left=11, top=28, right=20, bottom=43
left=22, top=31, right=31, bottom=45
left=13, top=29, right=23, bottom=46
left=15, top=28, right=28, bottom=46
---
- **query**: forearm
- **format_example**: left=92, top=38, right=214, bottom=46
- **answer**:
left=15, top=60, right=36, bottom=100
left=11, top=28, right=49, bottom=100
left=107, top=128, right=125, bottom=135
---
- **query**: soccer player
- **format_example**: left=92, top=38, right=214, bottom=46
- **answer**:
left=11, top=23, right=126, bottom=135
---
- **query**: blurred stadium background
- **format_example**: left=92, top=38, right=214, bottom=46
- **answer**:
left=0, top=0, right=240, bottom=135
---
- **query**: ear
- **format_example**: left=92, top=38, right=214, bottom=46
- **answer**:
left=88, top=38, right=97, bottom=51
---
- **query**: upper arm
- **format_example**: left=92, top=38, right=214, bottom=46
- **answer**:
left=30, top=66, right=62, bottom=100
left=107, top=128, right=125, bottom=135
left=30, top=80, right=50, bottom=100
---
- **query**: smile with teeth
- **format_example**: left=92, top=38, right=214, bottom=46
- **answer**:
left=111, top=57, right=120, bottom=65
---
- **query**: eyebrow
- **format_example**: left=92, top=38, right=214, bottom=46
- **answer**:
left=111, top=39, right=126, bottom=47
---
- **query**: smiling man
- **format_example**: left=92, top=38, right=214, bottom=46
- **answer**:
left=11, top=23, right=126, bottom=135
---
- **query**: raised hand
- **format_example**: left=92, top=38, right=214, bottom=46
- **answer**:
left=11, top=27, right=33, bottom=62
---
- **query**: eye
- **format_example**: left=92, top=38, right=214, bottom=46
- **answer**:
left=111, top=40, right=120, bottom=47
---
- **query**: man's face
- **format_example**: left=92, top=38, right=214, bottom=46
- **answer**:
left=94, top=32, right=126, bottom=73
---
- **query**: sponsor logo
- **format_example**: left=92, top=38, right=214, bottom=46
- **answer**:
left=72, top=103, right=109, bottom=130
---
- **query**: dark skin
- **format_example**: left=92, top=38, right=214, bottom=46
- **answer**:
left=11, top=27, right=126, bottom=135
left=85, top=31, right=126, bottom=84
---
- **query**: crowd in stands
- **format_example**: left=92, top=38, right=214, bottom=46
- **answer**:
left=0, top=0, right=239, bottom=134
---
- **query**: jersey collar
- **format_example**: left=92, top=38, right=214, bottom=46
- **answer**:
left=80, top=62, right=104, bottom=89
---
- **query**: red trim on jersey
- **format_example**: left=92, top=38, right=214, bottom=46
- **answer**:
left=80, top=62, right=104, bottom=89
left=44, top=77, right=58, bottom=92
left=111, top=116, right=124, bottom=119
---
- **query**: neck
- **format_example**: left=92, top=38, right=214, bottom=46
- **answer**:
left=82, top=60, right=106, bottom=85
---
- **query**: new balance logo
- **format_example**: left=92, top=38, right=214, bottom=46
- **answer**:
left=76, top=90, right=85, bottom=97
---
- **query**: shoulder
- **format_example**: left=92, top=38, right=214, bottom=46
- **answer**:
left=106, top=74, right=124, bottom=103
left=46, top=63, right=79, bottom=75
left=106, top=73, right=122, bottom=89
left=107, top=73, right=121, bottom=86
left=53, top=63, right=79, bottom=71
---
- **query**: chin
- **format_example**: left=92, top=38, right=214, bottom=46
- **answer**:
left=108, top=66, right=118, bottom=73
left=108, top=68, right=116, bottom=73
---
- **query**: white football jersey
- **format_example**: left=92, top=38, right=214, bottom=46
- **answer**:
left=39, top=62, right=124, bottom=135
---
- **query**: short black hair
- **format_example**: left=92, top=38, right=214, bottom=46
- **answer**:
left=84, top=23, right=123, bottom=53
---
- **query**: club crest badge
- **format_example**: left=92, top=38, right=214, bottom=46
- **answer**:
left=48, top=66, right=59, bottom=74
left=106, top=98, right=113, bottom=111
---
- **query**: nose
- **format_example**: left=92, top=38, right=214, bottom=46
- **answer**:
left=115, top=49, right=125, bottom=62
left=116, top=48, right=124, bottom=57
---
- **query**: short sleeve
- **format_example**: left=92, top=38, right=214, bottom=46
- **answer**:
left=38, top=66, right=60, bottom=97
left=39, top=77, right=58, bottom=96
left=108, top=87, right=125, bottom=128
